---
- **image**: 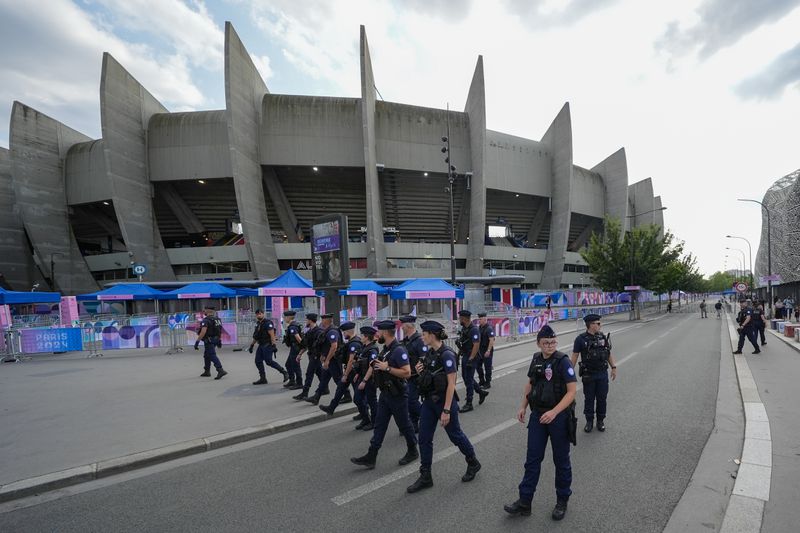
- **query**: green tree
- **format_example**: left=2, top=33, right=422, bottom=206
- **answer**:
left=705, top=271, right=737, bottom=293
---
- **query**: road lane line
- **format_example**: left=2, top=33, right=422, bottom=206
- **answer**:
left=643, top=340, right=657, bottom=348
left=331, top=418, right=519, bottom=506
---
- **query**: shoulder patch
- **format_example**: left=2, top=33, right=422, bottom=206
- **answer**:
left=401, top=353, right=408, bottom=360
left=473, top=334, right=479, bottom=340
left=568, top=367, right=575, bottom=376
left=445, top=359, right=453, bottom=368
left=422, top=346, right=428, bottom=352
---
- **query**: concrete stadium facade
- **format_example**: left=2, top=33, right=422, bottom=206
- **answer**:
left=754, top=168, right=799, bottom=294
left=1, top=23, right=663, bottom=294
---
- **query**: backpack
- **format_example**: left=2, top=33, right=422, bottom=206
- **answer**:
left=206, top=317, right=222, bottom=338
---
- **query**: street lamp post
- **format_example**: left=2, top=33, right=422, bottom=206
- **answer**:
left=738, top=199, right=773, bottom=317
left=725, top=247, right=747, bottom=285
left=625, top=205, right=668, bottom=320
left=726, top=235, right=753, bottom=294
left=441, top=105, right=458, bottom=320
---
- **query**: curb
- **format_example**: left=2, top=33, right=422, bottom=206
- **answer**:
left=0, top=309, right=656, bottom=504
left=719, top=313, right=772, bottom=533
left=766, top=328, right=800, bottom=353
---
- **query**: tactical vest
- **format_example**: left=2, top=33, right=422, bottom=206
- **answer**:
left=479, top=324, right=493, bottom=353
left=373, top=343, right=406, bottom=394
left=581, top=332, right=610, bottom=372
left=253, top=319, right=273, bottom=345
left=340, top=338, right=363, bottom=365
left=356, top=343, right=380, bottom=376
left=304, top=326, right=323, bottom=356
left=527, top=352, right=568, bottom=411
left=455, top=326, right=475, bottom=355
left=417, top=346, right=455, bottom=398
left=283, top=321, right=302, bottom=348
left=204, top=316, right=222, bottom=338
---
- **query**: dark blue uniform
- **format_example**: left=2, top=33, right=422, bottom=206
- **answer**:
left=518, top=351, right=576, bottom=504
left=353, top=342, right=379, bottom=425
left=736, top=308, right=760, bottom=352
left=369, top=340, right=417, bottom=452
left=253, top=318, right=286, bottom=379
left=458, top=323, right=483, bottom=404
left=314, top=326, right=343, bottom=396
left=200, top=316, right=223, bottom=372
left=573, top=332, right=610, bottom=423
left=476, top=323, right=495, bottom=386
left=283, top=321, right=303, bottom=385
left=403, top=332, right=427, bottom=432
left=418, top=345, right=474, bottom=468
left=301, top=325, right=324, bottom=394
left=325, top=336, right=362, bottom=411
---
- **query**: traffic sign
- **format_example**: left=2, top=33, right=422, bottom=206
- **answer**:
left=734, top=281, right=748, bottom=293
left=132, top=264, right=147, bottom=276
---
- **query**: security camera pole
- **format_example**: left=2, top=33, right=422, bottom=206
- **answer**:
left=442, top=104, right=458, bottom=320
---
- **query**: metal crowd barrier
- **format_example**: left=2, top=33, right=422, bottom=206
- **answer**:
left=82, top=323, right=104, bottom=358
left=163, top=324, right=187, bottom=355
left=2, top=329, right=21, bottom=363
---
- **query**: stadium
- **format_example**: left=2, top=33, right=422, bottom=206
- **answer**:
left=0, top=23, right=664, bottom=295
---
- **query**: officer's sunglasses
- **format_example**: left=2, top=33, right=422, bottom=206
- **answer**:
left=539, top=340, right=558, bottom=346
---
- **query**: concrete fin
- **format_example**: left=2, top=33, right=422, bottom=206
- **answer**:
left=464, top=55, right=487, bottom=276
left=592, top=147, right=628, bottom=235
left=628, top=177, right=656, bottom=228
left=9, top=102, right=99, bottom=293
left=539, top=103, right=573, bottom=289
left=224, top=21, right=278, bottom=277
left=100, top=53, right=175, bottom=281
left=360, top=25, right=387, bottom=276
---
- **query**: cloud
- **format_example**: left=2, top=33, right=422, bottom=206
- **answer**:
left=502, top=0, right=619, bottom=28
left=735, top=41, right=800, bottom=100
left=250, top=54, right=273, bottom=82
left=0, top=0, right=211, bottom=145
left=656, top=0, right=800, bottom=60
left=397, top=0, right=474, bottom=21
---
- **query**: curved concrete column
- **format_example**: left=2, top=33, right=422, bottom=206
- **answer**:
left=592, top=147, right=629, bottom=232
left=540, top=103, right=573, bottom=289
left=654, top=196, right=664, bottom=237
left=9, top=102, right=98, bottom=294
left=629, top=178, right=656, bottom=228
left=360, top=25, right=387, bottom=277
left=100, top=53, right=175, bottom=281
left=464, top=56, right=487, bottom=277
left=224, top=21, right=278, bottom=278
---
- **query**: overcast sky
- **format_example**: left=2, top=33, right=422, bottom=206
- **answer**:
left=1, top=0, right=798, bottom=276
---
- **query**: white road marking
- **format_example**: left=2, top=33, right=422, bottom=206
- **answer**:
left=643, top=340, right=657, bottom=348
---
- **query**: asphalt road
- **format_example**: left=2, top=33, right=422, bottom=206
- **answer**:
left=0, top=312, right=720, bottom=532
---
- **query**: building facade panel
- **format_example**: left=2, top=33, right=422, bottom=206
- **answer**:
left=148, top=111, right=232, bottom=181
left=65, top=140, right=110, bottom=205
left=485, top=130, right=551, bottom=197
left=570, top=165, right=605, bottom=218
left=592, top=147, right=628, bottom=229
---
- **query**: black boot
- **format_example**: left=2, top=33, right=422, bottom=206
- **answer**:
left=200, top=370, right=211, bottom=377
left=478, top=388, right=489, bottom=405
left=360, top=422, right=374, bottom=431
left=398, top=444, right=419, bottom=466
left=214, top=369, right=228, bottom=380
left=461, top=402, right=474, bottom=413
left=752, top=349, right=761, bottom=354
left=342, top=391, right=352, bottom=404
left=407, top=467, right=433, bottom=493
left=319, top=404, right=334, bottom=415
left=353, top=413, right=363, bottom=421
left=283, top=379, right=294, bottom=389
left=252, top=376, right=268, bottom=385
left=584, top=419, right=593, bottom=432
left=355, top=419, right=370, bottom=430
left=551, top=499, right=568, bottom=520
left=597, top=419, right=606, bottom=432
left=732, top=350, right=743, bottom=354
left=293, top=389, right=309, bottom=401
left=504, top=499, right=532, bottom=516
left=304, top=393, right=321, bottom=405
left=288, top=382, right=303, bottom=390
left=350, top=448, right=378, bottom=469
left=461, top=455, right=481, bottom=482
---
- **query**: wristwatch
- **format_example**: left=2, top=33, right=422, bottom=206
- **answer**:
left=611, top=366, right=617, bottom=369
left=443, top=408, right=451, bottom=414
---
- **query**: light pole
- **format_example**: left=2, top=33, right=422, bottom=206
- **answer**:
left=725, top=255, right=743, bottom=281
left=726, top=235, right=753, bottom=293
left=49, top=252, right=64, bottom=291
left=725, top=247, right=746, bottom=285
left=625, top=205, right=668, bottom=320
left=738, top=198, right=773, bottom=316
left=441, top=104, right=458, bottom=320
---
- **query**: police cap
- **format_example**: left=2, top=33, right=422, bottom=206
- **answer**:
left=320, top=313, right=333, bottom=319
left=255, top=309, right=264, bottom=314
left=477, top=312, right=487, bottom=318
left=583, top=313, right=601, bottom=324
left=283, top=310, right=297, bottom=317
left=204, top=305, right=216, bottom=311
left=306, top=313, right=318, bottom=322
left=399, top=315, right=417, bottom=324
left=340, top=321, right=356, bottom=331
left=458, top=310, right=472, bottom=318
left=536, top=325, right=556, bottom=340
left=420, top=320, right=445, bottom=333
left=360, top=326, right=377, bottom=336
left=375, top=320, right=397, bottom=331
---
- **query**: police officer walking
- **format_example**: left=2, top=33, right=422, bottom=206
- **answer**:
left=456, top=310, right=489, bottom=412
left=352, top=326, right=380, bottom=431
left=319, top=321, right=361, bottom=415
left=282, top=310, right=304, bottom=389
left=407, top=320, right=481, bottom=493
left=504, top=325, right=576, bottom=520
left=293, top=313, right=324, bottom=401
left=194, top=306, right=227, bottom=380
left=733, top=300, right=760, bottom=354
left=570, top=314, right=617, bottom=433
left=476, top=312, right=496, bottom=389
left=400, top=316, right=426, bottom=433
left=248, top=309, right=289, bottom=385
left=305, top=313, right=343, bottom=405
left=753, top=301, right=767, bottom=346
left=351, top=320, right=418, bottom=469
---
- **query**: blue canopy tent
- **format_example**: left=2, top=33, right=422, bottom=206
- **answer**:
left=339, top=279, right=390, bottom=320
left=154, top=282, right=240, bottom=300
left=339, top=280, right=390, bottom=295
left=77, top=283, right=166, bottom=315
left=255, top=269, right=317, bottom=319
left=388, top=279, right=464, bottom=317
left=0, top=288, right=61, bottom=305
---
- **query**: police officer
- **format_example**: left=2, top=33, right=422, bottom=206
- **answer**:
left=456, top=310, right=489, bottom=412
left=293, top=313, right=324, bottom=401
left=570, top=314, right=617, bottom=433
left=194, top=306, right=227, bottom=380
left=407, top=320, right=481, bottom=493
left=351, top=320, right=418, bottom=469
left=400, top=315, right=426, bottom=433
left=352, top=326, right=380, bottom=431
left=305, top=313, right=343, bottom=405
left=753, top=301, right=767, bottom=346
left=476, top=312, right=496, bottom=389
left=504, top=325, right=576, bottom=520
left=733, top=300, right=760, bottom=354
left=320, top=321, right=361, bottom=415
left=282, top=310, right=304, bottom=389
left=248, top=309, right=289, bottom=385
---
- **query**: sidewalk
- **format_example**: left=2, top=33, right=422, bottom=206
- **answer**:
left=0, top=309, right=652, bottom=501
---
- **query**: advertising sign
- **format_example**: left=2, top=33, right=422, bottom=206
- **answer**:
left=20, top=328, right=83, bottom=353
left=311, top=214, right=350, bottom=290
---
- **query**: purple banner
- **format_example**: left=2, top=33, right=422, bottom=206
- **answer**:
left=20, top=328, right=83, bottom=353
left=312, top=220, right=341, bottom=253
